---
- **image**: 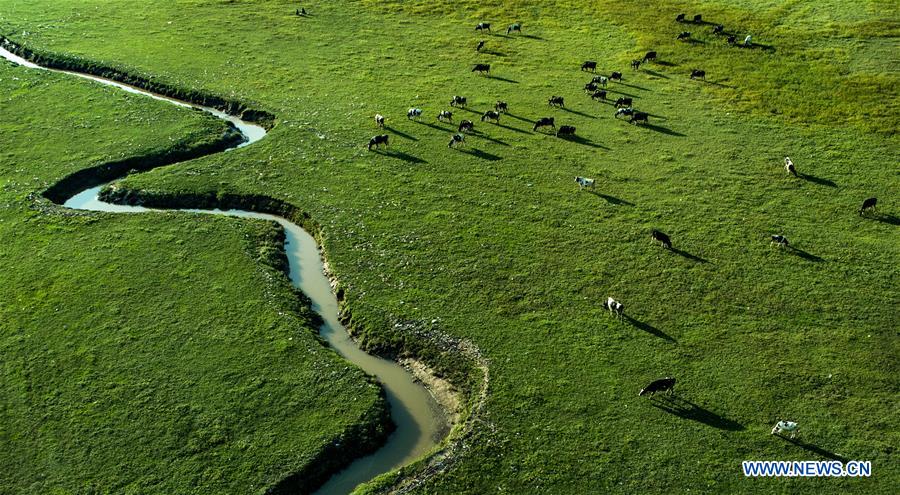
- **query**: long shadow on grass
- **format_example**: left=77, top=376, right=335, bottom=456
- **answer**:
left=560, top=107, right=597, bottom=119
left=481, top=50, right=507, bottom=57
left=411, top=120, right=453, bottom=133
left=652, top=396, right=745, bottom=431
left=640, top=123, right=686, bottom=137
left=743, top=42, right=777, bottom=53
left=505, top=112, right=535, bottom=124
left=489, top=75, right=520, bottom=84
left=624, top=315, right=675, bottom=342
left=376, top=149, right=427, bottom=164
left=671, top=247, right=708, bottom=263
left=384, top=125, right=418, bottom=141
left=459, top=147, right=502, bottom=161
left=605, top=88, right=642, bottom=99
left=787, top=246, right=825, bottom=263
left=470, top=130, right=510, bottom=146
left=493, top=122, right=533, bottom=134
left=871, top=213, right=900, bottom=226
left=521, top=34, right=545, bottom=40
left=589, top=190, right=634, bottom=206
left=642, top=69, right=670, bottom=79
left=798, top=172, right=838, bottom=188
left=565, top=135, right=610, bottom=150
left=779, top=436, right=848, bottom=462
left=655, top=60, right=677, bottom=67
left=614, top=81, right=651, bottom=91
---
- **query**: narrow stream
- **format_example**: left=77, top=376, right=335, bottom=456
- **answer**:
left=2, top=45, right=447, bottom=494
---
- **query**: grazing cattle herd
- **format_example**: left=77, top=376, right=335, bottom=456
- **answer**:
left=362, top=14, right=887, bottom=439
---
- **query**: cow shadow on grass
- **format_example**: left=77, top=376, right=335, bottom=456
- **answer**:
left=798, top=172, right=838, bottom=188
left=589, top=190, right=634, bottom=206
left=642, top=69, right=670, bottom=79
left=786, top=246, right=825, bottom=263
left=871, top=213, right=900, bottom=226
left=481, top=49, right=507, bottom=57
left=654, top=60, right=677, bottom=67
left=384, top=125, right=418, bottom=141
left=459, top=147, right=502, bottom=161
left=624, top=315, right=676, bottom=342
left=605, top=88, right=642, bottom=99
left=493, top=122, right=533, bottom=134
left=565, top=135, right=611, bottom=150
left=488, top=75, right=520, bottom=84
left=670, top=247, right=708, bottom=263
left=652, top=396, right=745, bottom=431
left=470, top=130, right=510, bottom=147
left=521, top=34, right=545, bottom=40
left=375, top=149, right=427, bottom=164
left=640, top=123, right=686, bottom=137
left=411, top=119, right=451, bottom=133
left=560, top=107, right=597, bottom=119
left=779, top=436, right=848, bottom=462
left=505, top=113, right=535, bottom=124
left=743, top=42, right=777, bottom=53
left=613, top=81, right=650, bottom=91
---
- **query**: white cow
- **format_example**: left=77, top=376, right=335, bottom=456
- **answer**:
left=604, top=296, right=624, bottom=319
left=575, top=176, right=595, bottom=190
left=771, top=420, right=799, bottom=439
left=784, top=156, right=797, bottom=176
left=375, top=114, right=385, bottom=128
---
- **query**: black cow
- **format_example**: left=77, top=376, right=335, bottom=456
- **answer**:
left=533, top=117, right=555, bottom=131
left=476, top=40, right=485, bottom=52
left=675, top=13, right=686, bottom=22
left=693, top=14, right=702, bottom=23
left=473, top=63, right=491, bottom=75
left=548, top=95, right=565, bottom=107
left=631, top=59, right=641, bottom=70
left=690, top=69, right=706, bottom=80
left=458, top=120, right=474, bottom=133
left=581, top=60, right=597, bottom=72
left=614, top=97, right=633, bottom=108
left=610, top=71, right=623, bottom=81
left=712, top=24, right=724, bottom=35
left=507, top=23, right=522, bottom=35
left=367, top=134, right=389, bottom=150
left=651, top=229, right=672, bottom=249
left=677, top=31, right=691, bottom=40
left=643, top=51, right=657, bottom=62
left=450, top=95, right=467, bottom=107
left=495, top=101, right=508, bottom=113
left=591, top=90, right=607, bottom=101
left=614, top=107, right=634, bottom=118
left=629, top=111, right=649, bottom=124
left=584, top=82, right=599, bottom=93
left=481, top=110, right=500, bottom=123
left=727, top=35, right=737, bottom=45
left=640, top=377, right=676, bottom=396
left=859, top=197, right=877, bottom=215
left=557, top=125, right=576, bottom=137
left=476, top=22, right=491, bottom=32
left=771, top=235, right=789, bottom=247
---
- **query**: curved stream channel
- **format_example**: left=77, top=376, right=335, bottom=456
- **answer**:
left=2, top=46, right=447, bottom=494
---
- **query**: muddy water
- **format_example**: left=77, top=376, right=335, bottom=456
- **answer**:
left=2, top=44, right=447, bottom=494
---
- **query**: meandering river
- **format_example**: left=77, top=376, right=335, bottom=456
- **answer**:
left=1, top=44, right=447, bottom=494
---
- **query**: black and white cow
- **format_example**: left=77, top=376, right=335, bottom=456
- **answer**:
left=473, top=63, right=491, bottom=75
left=784, top=156, right=797, bottom=176
left=693, top=14, right=703, bottom=23
left=495, top=100, right=508, bottom=113
left=476, top=22, right=491, bottom=32
left=591, top=90, right=608, bottom=101
left=610, top=71, right=623, bottom=81
left=643, top=51, right=658, bottom=63
left=614, top=107, right=634, bottom=118
left=458, top=120, right=475, bottom=133
left=603, top=296, right=624, bottom=318
left=533, top=117, right=555, bottom=131
left=614, top=97, right=633, bottom=108
left=581, top=60, right=597, bottom=72
left=677, top=31, right=692, bottom=40
left=481, top=110, right=501, bottom=123
left=507, top=23, right=522, bottom=35
left=592, top=75, right=609, bottom=87
left=584, top=82, right=599, bottom=93
left=438, top=110, right=453, bottom=123
left=631, top=59, right=641, bottom=70
left=557, top=125, right=576, bottom=137
left=575, top=176, right=595, bottom=190
left=374, top=113, right=385, bottom=128
left=771, top=235, right=789, bottom=247
left=640, top=377, right=676, bottom=396
left=450, top=95, right=467, bottom=107
left=448, top=133, right=465, bottom=148
left=476, top=40, right=486, bottom=52
left=367, top=134, right=389, bottom=150
left=690, top=69, right=706, bottom=80
left=651, top=229, right=672, bottom=249
left=548, top=95, right=565, bottom=107
left=407, top=108, right=422, bottom=119
left=629, top=111, right=649, bottom=124
left=712, top=24, right=724, bottom=35
left=771, top=421, right=799, bottom=439
left=675, top=13, right=686, bottom=22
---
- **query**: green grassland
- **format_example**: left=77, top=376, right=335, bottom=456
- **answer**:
left=2, top=0, right=898, bottom=494
left=0, top=62, right=388, bottom=493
